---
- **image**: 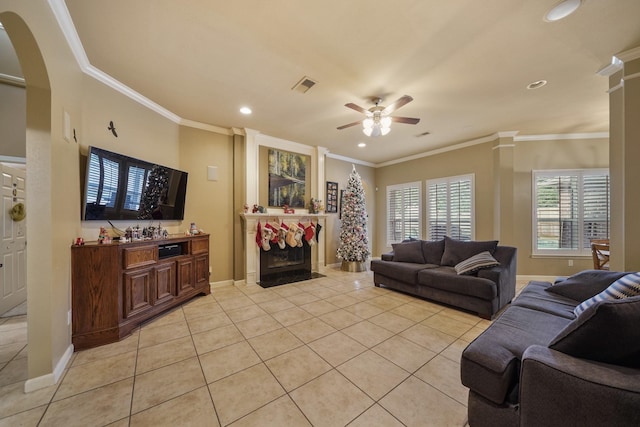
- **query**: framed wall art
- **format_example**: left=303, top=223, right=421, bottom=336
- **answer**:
left=267, top=148, right=307, bottom=208
left=325, top=181, right=338, bottom=213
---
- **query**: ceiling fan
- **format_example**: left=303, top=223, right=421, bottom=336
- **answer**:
left=337, top=95, right=420, bottom=137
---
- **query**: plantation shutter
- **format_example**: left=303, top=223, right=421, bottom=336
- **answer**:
left=427, top=175, right=474, bottom=241
left=582, top=173, right=610, bottom=248
left=387, top=182, right=421, bottom=244
left=534, top=170, right=609, bottom=255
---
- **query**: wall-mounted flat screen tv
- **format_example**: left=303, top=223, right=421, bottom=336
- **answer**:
left=82, top=146, right=188, bottom=221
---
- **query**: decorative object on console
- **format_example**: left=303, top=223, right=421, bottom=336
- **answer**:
left=283, top=204, right=295, bottom=214
left=337, top=165, right=370, bottom=271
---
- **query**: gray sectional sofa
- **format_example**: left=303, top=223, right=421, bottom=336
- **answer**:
left=370, top=237, right=517, bottom=319
left=461, top=270, right=640, bottom=426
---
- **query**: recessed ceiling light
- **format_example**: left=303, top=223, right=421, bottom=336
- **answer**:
left=358, top=142, right=366, bottom=148
left=527, top=80, right=548, bottom=90
left=240, top=106, right=252, bottom=115
left=545, top=0, right=581, bottom=22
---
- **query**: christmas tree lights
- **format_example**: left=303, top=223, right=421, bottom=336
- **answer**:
left=336, top=165, right=370, bottom=263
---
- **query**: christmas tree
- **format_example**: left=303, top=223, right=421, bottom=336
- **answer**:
left=337, top=165, right=370, bottom=263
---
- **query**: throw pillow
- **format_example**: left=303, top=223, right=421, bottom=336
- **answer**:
left=546, top=270, right=629, bottom=301
left=421, top=239, right=445, bottom=264
left=454, top=251, right=500, bottom=275
left=391, top=240, right=426, bottom=263
left=440, top=236, right=499, bottom=266
left=573, top=272, right=640, bottom=316
left=549, top=295, right=640, bottom=368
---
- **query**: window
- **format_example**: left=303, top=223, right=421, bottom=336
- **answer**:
left=386, top=182, right=421, bottom=245
left=426, top=174, right=474, bottom=241
left=533, top=169, right=609, bottom=256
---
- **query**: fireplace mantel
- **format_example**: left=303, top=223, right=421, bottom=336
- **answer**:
left=241, top=212, right=327, bottom=285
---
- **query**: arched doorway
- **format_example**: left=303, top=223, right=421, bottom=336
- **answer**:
left=0, top=10, right=53, bottom=391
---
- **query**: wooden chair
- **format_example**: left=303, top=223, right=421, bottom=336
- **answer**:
left=591, top=239, right=610, bottom=270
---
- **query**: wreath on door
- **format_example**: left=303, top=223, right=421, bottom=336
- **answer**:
left=9, top=203, right=26, bottom=222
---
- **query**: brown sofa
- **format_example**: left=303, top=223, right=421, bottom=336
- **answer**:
left=370, top=237, right=517, bottom=319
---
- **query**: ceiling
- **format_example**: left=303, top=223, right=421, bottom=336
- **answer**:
left=6, top=1, right=640, bottom=164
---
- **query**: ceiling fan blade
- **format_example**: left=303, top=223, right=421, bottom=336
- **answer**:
left=391, top=116, right=420, bottom=125
left=383, top=95, right=413, bottom=115
left=336, top=120, right=363, bottom=130
left=344, top=103, right=369, bottom=114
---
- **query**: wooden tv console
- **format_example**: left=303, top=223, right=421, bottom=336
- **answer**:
left=71, top=234, right=210, bottom=350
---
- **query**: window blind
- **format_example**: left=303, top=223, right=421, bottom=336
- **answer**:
left=386, top=182, right=421, bottom=245
left=427, top=175, right=474, bottom=241
left=533, top=170, right=609, bottom=255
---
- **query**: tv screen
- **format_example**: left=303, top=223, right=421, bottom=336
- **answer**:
left=82, top=146, right=188, bottom=221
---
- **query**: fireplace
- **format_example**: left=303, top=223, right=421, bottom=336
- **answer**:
left=259, top=240, right=313, bottom=287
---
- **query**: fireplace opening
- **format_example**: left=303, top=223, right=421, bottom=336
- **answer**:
left=259, top=240, right=321, bottom=287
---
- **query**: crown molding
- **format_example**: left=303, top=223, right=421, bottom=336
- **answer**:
left=615, top=46, right=640, bottom=64
left=325, top=152, right=376, bottom=168
left=48, top=0, right=226, bottom=132
left=514, top=132, right=608, bottom=142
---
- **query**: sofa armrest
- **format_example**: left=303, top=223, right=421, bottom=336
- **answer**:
left=520, top=345, right=640, bottom=427
left=477, top=246, right=517, bottom=307
left=381, top=252, right=394, bottom=261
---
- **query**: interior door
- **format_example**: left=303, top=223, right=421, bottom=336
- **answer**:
left=0, top=164, right=27, bottom=315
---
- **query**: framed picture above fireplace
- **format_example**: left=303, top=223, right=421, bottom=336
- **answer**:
left=267, top=148, right=308, bottom=208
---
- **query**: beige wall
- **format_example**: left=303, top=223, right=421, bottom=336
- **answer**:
left=0, top=83, right=26, bottom=157
left=179, top=126, right=234, bottom=282
left=374, top=141, right=495, bottom=256
left=373, top=136, right=610, bottom=276
left=325, top=158, right=375, bottom=265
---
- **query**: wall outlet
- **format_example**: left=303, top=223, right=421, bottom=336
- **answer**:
left=568, top=259, right=574, bottom=267
left=67, top=310, right=72, bottom=325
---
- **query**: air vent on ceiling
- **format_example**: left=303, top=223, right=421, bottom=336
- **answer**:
left=292, top=76, right=317, bottom=94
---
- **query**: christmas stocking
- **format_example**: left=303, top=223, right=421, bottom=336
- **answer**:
left=261, top=227, right=274, bottom=251
left=264, top=222, right=278, bottom=248
left=304, top=222, right=316, bottom=246
left=278, top=222, right=289, bottom=249
left=286, top=223, right=298, bottom=247
left=294, top=222, right=305, bottom=247
left=255, top=221, right=263, bottom=248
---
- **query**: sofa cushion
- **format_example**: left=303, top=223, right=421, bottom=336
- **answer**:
left=546, top=270, right=629, bottom=301
left=391, top=240, right=425, bottom=263
left=549, top=295, right=640, bottom=368
left=512, top=281, right=578, bottom=319
left=421, top=239, right=445, bottom=264
left=370, top=260, right=435, bottom=285
left=440, top=236, right=499, bottom=266
left=455, top=251, right=500, bottom=275
left=418, top=267, right=497, bottom=300
left=573, top=272, right=640, bottom=316
left=461, top=306, right=572, bottom=405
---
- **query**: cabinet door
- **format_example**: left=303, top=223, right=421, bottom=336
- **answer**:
left=176, top=258, right=195, bottom=296
left=194, top=254, right=209, bottom=288
left=123, top=267, right=154, bottom=318
left=155, top=260, right=176, bottom=304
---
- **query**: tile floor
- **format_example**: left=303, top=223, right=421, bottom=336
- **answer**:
left=0, top=267, right=527, bottom=427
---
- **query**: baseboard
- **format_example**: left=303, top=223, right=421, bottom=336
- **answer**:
left=24, top=343, right=74, bottom=393
left=210, top=279, right=234, bottom=290
left=516, top=274, right=558, bottom=282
